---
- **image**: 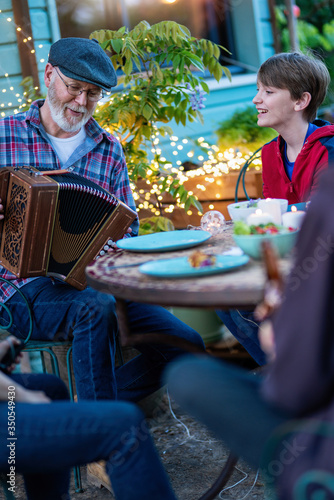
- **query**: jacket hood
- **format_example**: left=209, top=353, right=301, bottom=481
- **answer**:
left=274, top=120, right=334, bottom=154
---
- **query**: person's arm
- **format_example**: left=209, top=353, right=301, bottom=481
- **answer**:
left=308, top=157, right=334, bottom=200
left=0, top=370, right=50, bottom=403
left=0, top=337, right=50, bottom=403
left=262, top=169, right=334, bottom=416
left=258, top=320, right=276, bottom=363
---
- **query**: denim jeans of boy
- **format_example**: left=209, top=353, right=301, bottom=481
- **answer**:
left=215, top=309, right=266, bottom=365
left=2, top=277, right=204, bottom=401
left=0, top=373, right=176, bottom=500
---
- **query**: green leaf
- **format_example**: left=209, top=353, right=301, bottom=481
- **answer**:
left=172, top=55, right=180, bottom=71
left=142, top=104, right=153, bottom=121
left=158, top=125, right=174, bottom=136
left=189, top=196, right=203, bottom=213
left=207, top=41, right=213, bottom=57
left=208, top=57, right=216, bottom=74
left=123, top=58, right=133, bottom=75
left=174, top=93, right=182, bottom=106
left=100, top=40, right=110, bottom=50
left=110, top=38, right=123, bottom=54
left=155, top=64, right=164, bottom=82
left=176, top=72, right=183, bottom=83
left=178, top=56, right=185, bottom=73
left=200, top=81, right=209, bottom=93
left=180, top=112, right=187, bottom=126
left=132, top=55, right=142, bottom=72
left=213, top=61, right=223, bottom=82
left=223, top=65, right=232, bottom=81
left=213, top=44, right=220, bottom=59
left=184, top=52, right=205, bottom=72
left=203, top=51, right=211, bottom=67
left=180, top=99, right=188, bottom=111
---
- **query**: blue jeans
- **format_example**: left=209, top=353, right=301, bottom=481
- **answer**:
left=215, top=310, right=266, bottom=366
left=0, top=373, right=176, bottom=500
left=2, top=278, right=204, bottom=401
left=165, top=356, right=287, bottom=467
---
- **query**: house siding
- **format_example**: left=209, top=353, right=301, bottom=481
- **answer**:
left=0, top=0, right=60, bottom=116
left=0, top=0, right=274, bottom=162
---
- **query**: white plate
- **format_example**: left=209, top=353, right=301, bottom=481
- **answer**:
left=139, top=254, right=250, bottom=278
left=116, top=230, right=211, bottom=253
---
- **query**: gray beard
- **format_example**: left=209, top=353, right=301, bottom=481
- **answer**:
left=47, top=81, right=94, bottom=133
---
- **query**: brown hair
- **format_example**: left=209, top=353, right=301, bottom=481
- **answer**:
left=257, top=52, right=330, bottom=122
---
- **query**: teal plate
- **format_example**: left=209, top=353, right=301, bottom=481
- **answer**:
left=116, top=230, right=211, bottom=253
left=139, top=254, right=250, bottom=278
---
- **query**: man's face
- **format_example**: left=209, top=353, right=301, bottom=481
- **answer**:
left=47, top=68, right=98, bottom=133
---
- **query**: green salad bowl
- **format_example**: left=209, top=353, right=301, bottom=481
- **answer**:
left=233, top=230, right=299, bottom=259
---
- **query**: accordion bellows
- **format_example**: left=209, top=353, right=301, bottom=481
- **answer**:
left=0, top=167, right=137, bottom=290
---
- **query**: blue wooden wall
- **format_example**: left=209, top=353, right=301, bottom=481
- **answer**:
left=0, top=0, right=60, bottom=116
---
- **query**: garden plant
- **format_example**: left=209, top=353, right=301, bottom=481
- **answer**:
left=91, top=20, right=231, bottom=214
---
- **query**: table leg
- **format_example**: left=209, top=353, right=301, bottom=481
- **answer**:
left=198, top=452, right=238, bottom=500
left=114, top=298, right=239, bottom=500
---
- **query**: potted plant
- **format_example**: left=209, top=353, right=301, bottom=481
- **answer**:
left=91, top=20, right=231, bottom=216
left=215, top=105, right=277, bottom=154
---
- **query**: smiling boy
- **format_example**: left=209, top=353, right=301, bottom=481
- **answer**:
left=216, top=52, right=334, bottom=367
left=253, top=52, right=334, bottom=204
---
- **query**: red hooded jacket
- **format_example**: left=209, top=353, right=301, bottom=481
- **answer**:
left=262, top=120, right=334, bottom=204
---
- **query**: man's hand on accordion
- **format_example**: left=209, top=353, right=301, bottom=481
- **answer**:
left=0, top=198, right=4, bottom=219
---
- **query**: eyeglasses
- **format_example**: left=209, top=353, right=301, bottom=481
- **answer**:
left=54, top=67, right=104, bottom=102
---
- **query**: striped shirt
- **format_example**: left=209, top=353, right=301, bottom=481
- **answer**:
left=0, top=100, right=139, bottom=301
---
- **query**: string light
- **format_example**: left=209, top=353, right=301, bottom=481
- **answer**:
left=0, top=15, right=263, bottom=223
left=0, top=11, right=48, bottom=114
left=126, top=125, right=262, bottom=218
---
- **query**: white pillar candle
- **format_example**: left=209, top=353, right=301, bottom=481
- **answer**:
left=257, top=199, right=282, bottom=225
left=282, top=206, right=306, bottom=230
left=247, top=209, right=274, bottom=226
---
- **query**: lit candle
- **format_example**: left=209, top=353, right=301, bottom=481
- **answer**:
left=247, top=209, right=274, bottom=226
left=257, top=198, right=282, bottom=224
left=282, top=206, right=306, bottom=230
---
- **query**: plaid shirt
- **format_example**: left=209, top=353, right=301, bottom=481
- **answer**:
left=0, top=100, right=139, bottom=301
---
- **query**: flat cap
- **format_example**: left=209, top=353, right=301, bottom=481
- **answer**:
left=48, top=37, right=117, bottom=91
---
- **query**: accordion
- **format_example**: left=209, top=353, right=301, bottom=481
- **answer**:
left=0, top=167, right=137, bottom=290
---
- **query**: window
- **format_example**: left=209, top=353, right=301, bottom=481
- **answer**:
left=56, top=0, right=236, bottom=64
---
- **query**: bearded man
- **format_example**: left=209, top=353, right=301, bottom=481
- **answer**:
left=0, top=37, right=204, bottom=402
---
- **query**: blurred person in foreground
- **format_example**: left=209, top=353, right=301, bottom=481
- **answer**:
left=0, top=336, right=177, bottom=500
left=167, top=166, right=334, bottom=498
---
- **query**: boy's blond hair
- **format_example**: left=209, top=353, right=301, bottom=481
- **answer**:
left=257, top=52, right=330, bottom=122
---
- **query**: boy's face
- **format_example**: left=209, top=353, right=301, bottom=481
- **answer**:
left=253, top=82, right=300, bottom=133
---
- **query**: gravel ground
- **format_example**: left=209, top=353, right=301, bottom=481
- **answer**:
left=7, top=392, right=272, bottom=500
left=3, top=341, right=273, bottom=500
